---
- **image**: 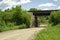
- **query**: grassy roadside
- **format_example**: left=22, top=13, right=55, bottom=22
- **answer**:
left=33, top=24, right=60, bottom=40
left=0, top=24, right=27, bottom=32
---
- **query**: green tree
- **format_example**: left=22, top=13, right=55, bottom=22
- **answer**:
left=49, top=10, right=60, bottom=25
left=29, top=8, right=38, bottom=11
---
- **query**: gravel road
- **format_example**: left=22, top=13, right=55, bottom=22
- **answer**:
left=0, top=28, right=44, bottom=40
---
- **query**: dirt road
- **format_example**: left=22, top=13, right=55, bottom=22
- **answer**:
left=0, top=28, right=44, bottom=40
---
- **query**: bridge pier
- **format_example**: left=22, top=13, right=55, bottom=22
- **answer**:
left=34, top=16, right=38, bottom=27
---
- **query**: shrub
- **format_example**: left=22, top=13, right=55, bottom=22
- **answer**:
left=49, top=11, right=60, bottom=25
left=0, top=6, right=31, bottom=32
left=12, top=6, right=31, bottom=27
left=39, top=16, right=49, bottom=25
left=0, top=20, right=6, bottom=32
left=22, top=12, right=31, bottom=28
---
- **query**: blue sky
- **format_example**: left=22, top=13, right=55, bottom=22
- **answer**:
left=0, top=0, right=60, bottom=10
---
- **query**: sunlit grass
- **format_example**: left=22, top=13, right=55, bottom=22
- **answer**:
left=34, top=25, right=60, bottom=40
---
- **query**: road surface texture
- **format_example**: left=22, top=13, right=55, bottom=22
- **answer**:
left=0, top=28, right=44, bottom=40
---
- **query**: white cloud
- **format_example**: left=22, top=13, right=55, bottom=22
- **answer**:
left=53, top=0, right=58, bottom=2
left=20, top=0, right=31, bottom=4
left=0, top=0, right=31, bottom=10
left=41, top=6, right=60, bottom=10
left=38, top=3, right=56, bottom=7
left=42, top=8, right=49, bottom=10
left=57, top=6, right=60, bottom=9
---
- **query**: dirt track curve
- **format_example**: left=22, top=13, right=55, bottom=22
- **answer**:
left=0, top=28, right=44, bottom=40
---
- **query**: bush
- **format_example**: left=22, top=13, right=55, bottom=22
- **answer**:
left=49, top=11, right=60, bottom=25
left=22, top=12, right=31, bottom=28
left=0, top=6, right=31, bottom=32
left=39, top=16, right=49, bottom=25
left=12, top=6, right=31, bottom=27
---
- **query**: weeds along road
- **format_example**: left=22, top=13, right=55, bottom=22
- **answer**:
left=0, top=28, right=44, bottom=40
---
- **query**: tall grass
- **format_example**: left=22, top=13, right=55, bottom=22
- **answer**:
left=34, top=24, right=60, bottom=40
left=0, top=24, right=26, bottom=32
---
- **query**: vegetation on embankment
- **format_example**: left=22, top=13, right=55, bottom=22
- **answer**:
left=0, top=6, right=31, bottom=32
left=34, top=10, right=60, bottom=40
left=49, top=10, right=60, bottom=25
left=34, top=24, right=60, bottom=40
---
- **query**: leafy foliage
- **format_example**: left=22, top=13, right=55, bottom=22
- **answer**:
left=39, top=16, right=49, bottom=24
left=49, top=11, right=60, bottom=25
left=0, top=6, right=31, bottom=32
left=29, top=8, right=38, bottom=11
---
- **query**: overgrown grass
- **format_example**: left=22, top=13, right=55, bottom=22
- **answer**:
left=39, top=16, right=49, bottom=25
left=0, top=24, right=26, bottom=32
left=34, top=24, right=60, bottom=40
